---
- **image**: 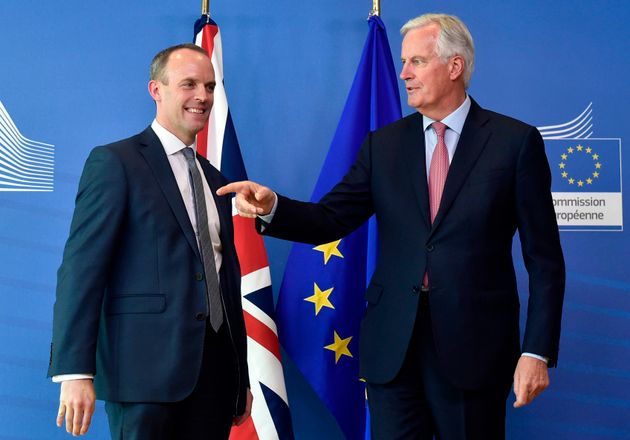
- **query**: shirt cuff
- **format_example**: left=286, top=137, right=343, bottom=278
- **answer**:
left=52, top=374, right=94, bottom=383
left=521, top=352, right=548, bottom=364
left=258, top=192, right=278, bottom=224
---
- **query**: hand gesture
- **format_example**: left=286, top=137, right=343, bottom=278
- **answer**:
left=217, top=181, right=275, bottom=218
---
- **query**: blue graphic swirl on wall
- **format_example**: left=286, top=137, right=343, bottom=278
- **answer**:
left=0, top=99, right=54, bottom=191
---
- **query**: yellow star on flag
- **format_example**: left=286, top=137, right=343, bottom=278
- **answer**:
left=304, top=283, right=335, bottom=315
left=593, top=172, right=600, bottom=178
left=567, top=147, right=574, bottom=153
left=559, top=162, right=566, bottom=169
left=592, top=154, right=599, bottom=160
left=586, top=147, right=592, bottom=153
left=595, top=163, right=602, bottom=169
left=561, top=154, right=568, bottom=160
left=577, top=145, right=583, bottom=151
left=568, top=178, right=575, bottom=184
left=324, top=331, right=353, bottom=364
left=561, top=171, right=568, bottom=178
left=313, top=240, right=344, bottom=264
left=586, top=178, right=593, bottom=184
left=578, top=180, right=584, bottom=187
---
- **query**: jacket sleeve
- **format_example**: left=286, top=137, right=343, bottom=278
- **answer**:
left=258, top=134, right=375, bottom=244
left=515, top=127, right=566, bottom=366
left=48, top=146, right=127, bottom=377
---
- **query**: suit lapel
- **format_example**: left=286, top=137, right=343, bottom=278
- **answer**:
left=197, top=157, right=234, bottom=247
left=138, top=127, right=201, bottom=260
left=403, top=113, right=431, bottom=229
left=430, top=99, right=491, bottom=235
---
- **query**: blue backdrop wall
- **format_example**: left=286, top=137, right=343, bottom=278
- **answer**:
left=1, top=0, right=628, bottom=438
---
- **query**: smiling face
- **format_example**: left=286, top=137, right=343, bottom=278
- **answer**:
left=148, top=48, right=215, bottom=145
left=400, top=24, right=465, bottom=120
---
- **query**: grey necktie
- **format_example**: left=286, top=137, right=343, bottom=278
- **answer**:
left=181, top=147, right=224, bottom=332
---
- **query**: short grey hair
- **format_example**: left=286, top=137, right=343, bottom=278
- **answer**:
left=401, top=13, right=475, bottom=88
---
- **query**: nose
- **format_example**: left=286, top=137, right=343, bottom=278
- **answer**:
left=194, top=85, right=210, bottom=103
left=400, top=62, right=409, bottom=81
left=400, top=61, right=412, bottom=81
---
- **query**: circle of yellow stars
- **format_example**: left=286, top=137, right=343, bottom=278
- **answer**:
left=559, top=144, right=601, bottom=187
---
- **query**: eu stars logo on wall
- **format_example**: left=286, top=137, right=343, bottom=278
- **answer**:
left=538, top=103, right=623, bottom=231
left=0, top=98, right=54, bottom=192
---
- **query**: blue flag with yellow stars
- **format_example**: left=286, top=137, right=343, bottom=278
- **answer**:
left=275, top=15, right=401, bottom=440
left=547, top=139, right=621, bottom=192
left=545, top=138, right=623, bottom=231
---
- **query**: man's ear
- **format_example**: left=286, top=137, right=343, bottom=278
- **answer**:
left=148, top=80, right=161, bottom=102
left=449, top=55, right=465, bottom=81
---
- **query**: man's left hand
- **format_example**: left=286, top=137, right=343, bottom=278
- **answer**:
left=513, top=356, right=549, bottom=408
left=233, top=389, right=253, bottom=426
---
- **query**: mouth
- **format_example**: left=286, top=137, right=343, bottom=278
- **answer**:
left=185, top=107, right=207, bottom=115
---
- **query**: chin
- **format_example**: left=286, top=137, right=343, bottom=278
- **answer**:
left=189, top=123, right=206, bottom=133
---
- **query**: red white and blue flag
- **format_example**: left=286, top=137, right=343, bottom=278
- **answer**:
left=194, top=15, right=295, bottom=440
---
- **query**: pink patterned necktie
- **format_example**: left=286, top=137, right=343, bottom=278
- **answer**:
left=423, top=121, right=449, bottom=288
left=428, top=121, right=449, bottom=223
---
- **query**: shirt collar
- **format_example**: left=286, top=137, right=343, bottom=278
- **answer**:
left=151, top=119, right=197, bottom=156
left=422, top=94, right=471, bottom=135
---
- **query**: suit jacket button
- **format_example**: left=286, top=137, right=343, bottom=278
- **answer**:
left=195, top=313, right=206, bottom=321
left=195, top=272, right=204, bottom=281
left=426, top=244, right=434, bottom=252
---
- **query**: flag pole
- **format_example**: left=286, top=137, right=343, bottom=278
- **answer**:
left=201, top=0, right=210, bottom=16
left=369, top=0, right=380, bottom=17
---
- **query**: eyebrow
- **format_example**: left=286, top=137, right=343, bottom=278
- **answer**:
left=177, top=77, right=216, bottom=87
left=401, top=55, right=427, bottom=62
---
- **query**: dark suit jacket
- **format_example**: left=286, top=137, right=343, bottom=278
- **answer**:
left=48, top=127, right=249, bottom=414
left=260, top=99, right=565, bottom=390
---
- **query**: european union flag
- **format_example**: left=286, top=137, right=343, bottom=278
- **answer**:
left=545, top=139, right=621, bottom=192
left=275, top=16, right=401, bottom=440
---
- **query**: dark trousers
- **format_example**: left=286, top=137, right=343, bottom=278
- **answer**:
left=367, top=292, right=511, bottom=440
left=105, top=322, right=237, bottom=440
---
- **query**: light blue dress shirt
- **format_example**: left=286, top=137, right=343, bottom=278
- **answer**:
left=422, top=95, right=471, bottom=179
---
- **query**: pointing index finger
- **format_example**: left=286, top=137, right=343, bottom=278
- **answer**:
left=216, top=181, right=252, bottom=196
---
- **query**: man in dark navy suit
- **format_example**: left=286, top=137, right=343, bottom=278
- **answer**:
left=49, top=44, right=251, bottom=439
left=219, top=14, right=564, bottom=440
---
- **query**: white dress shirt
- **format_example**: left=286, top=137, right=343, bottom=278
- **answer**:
left=152, top=120, right=223, bottom=272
